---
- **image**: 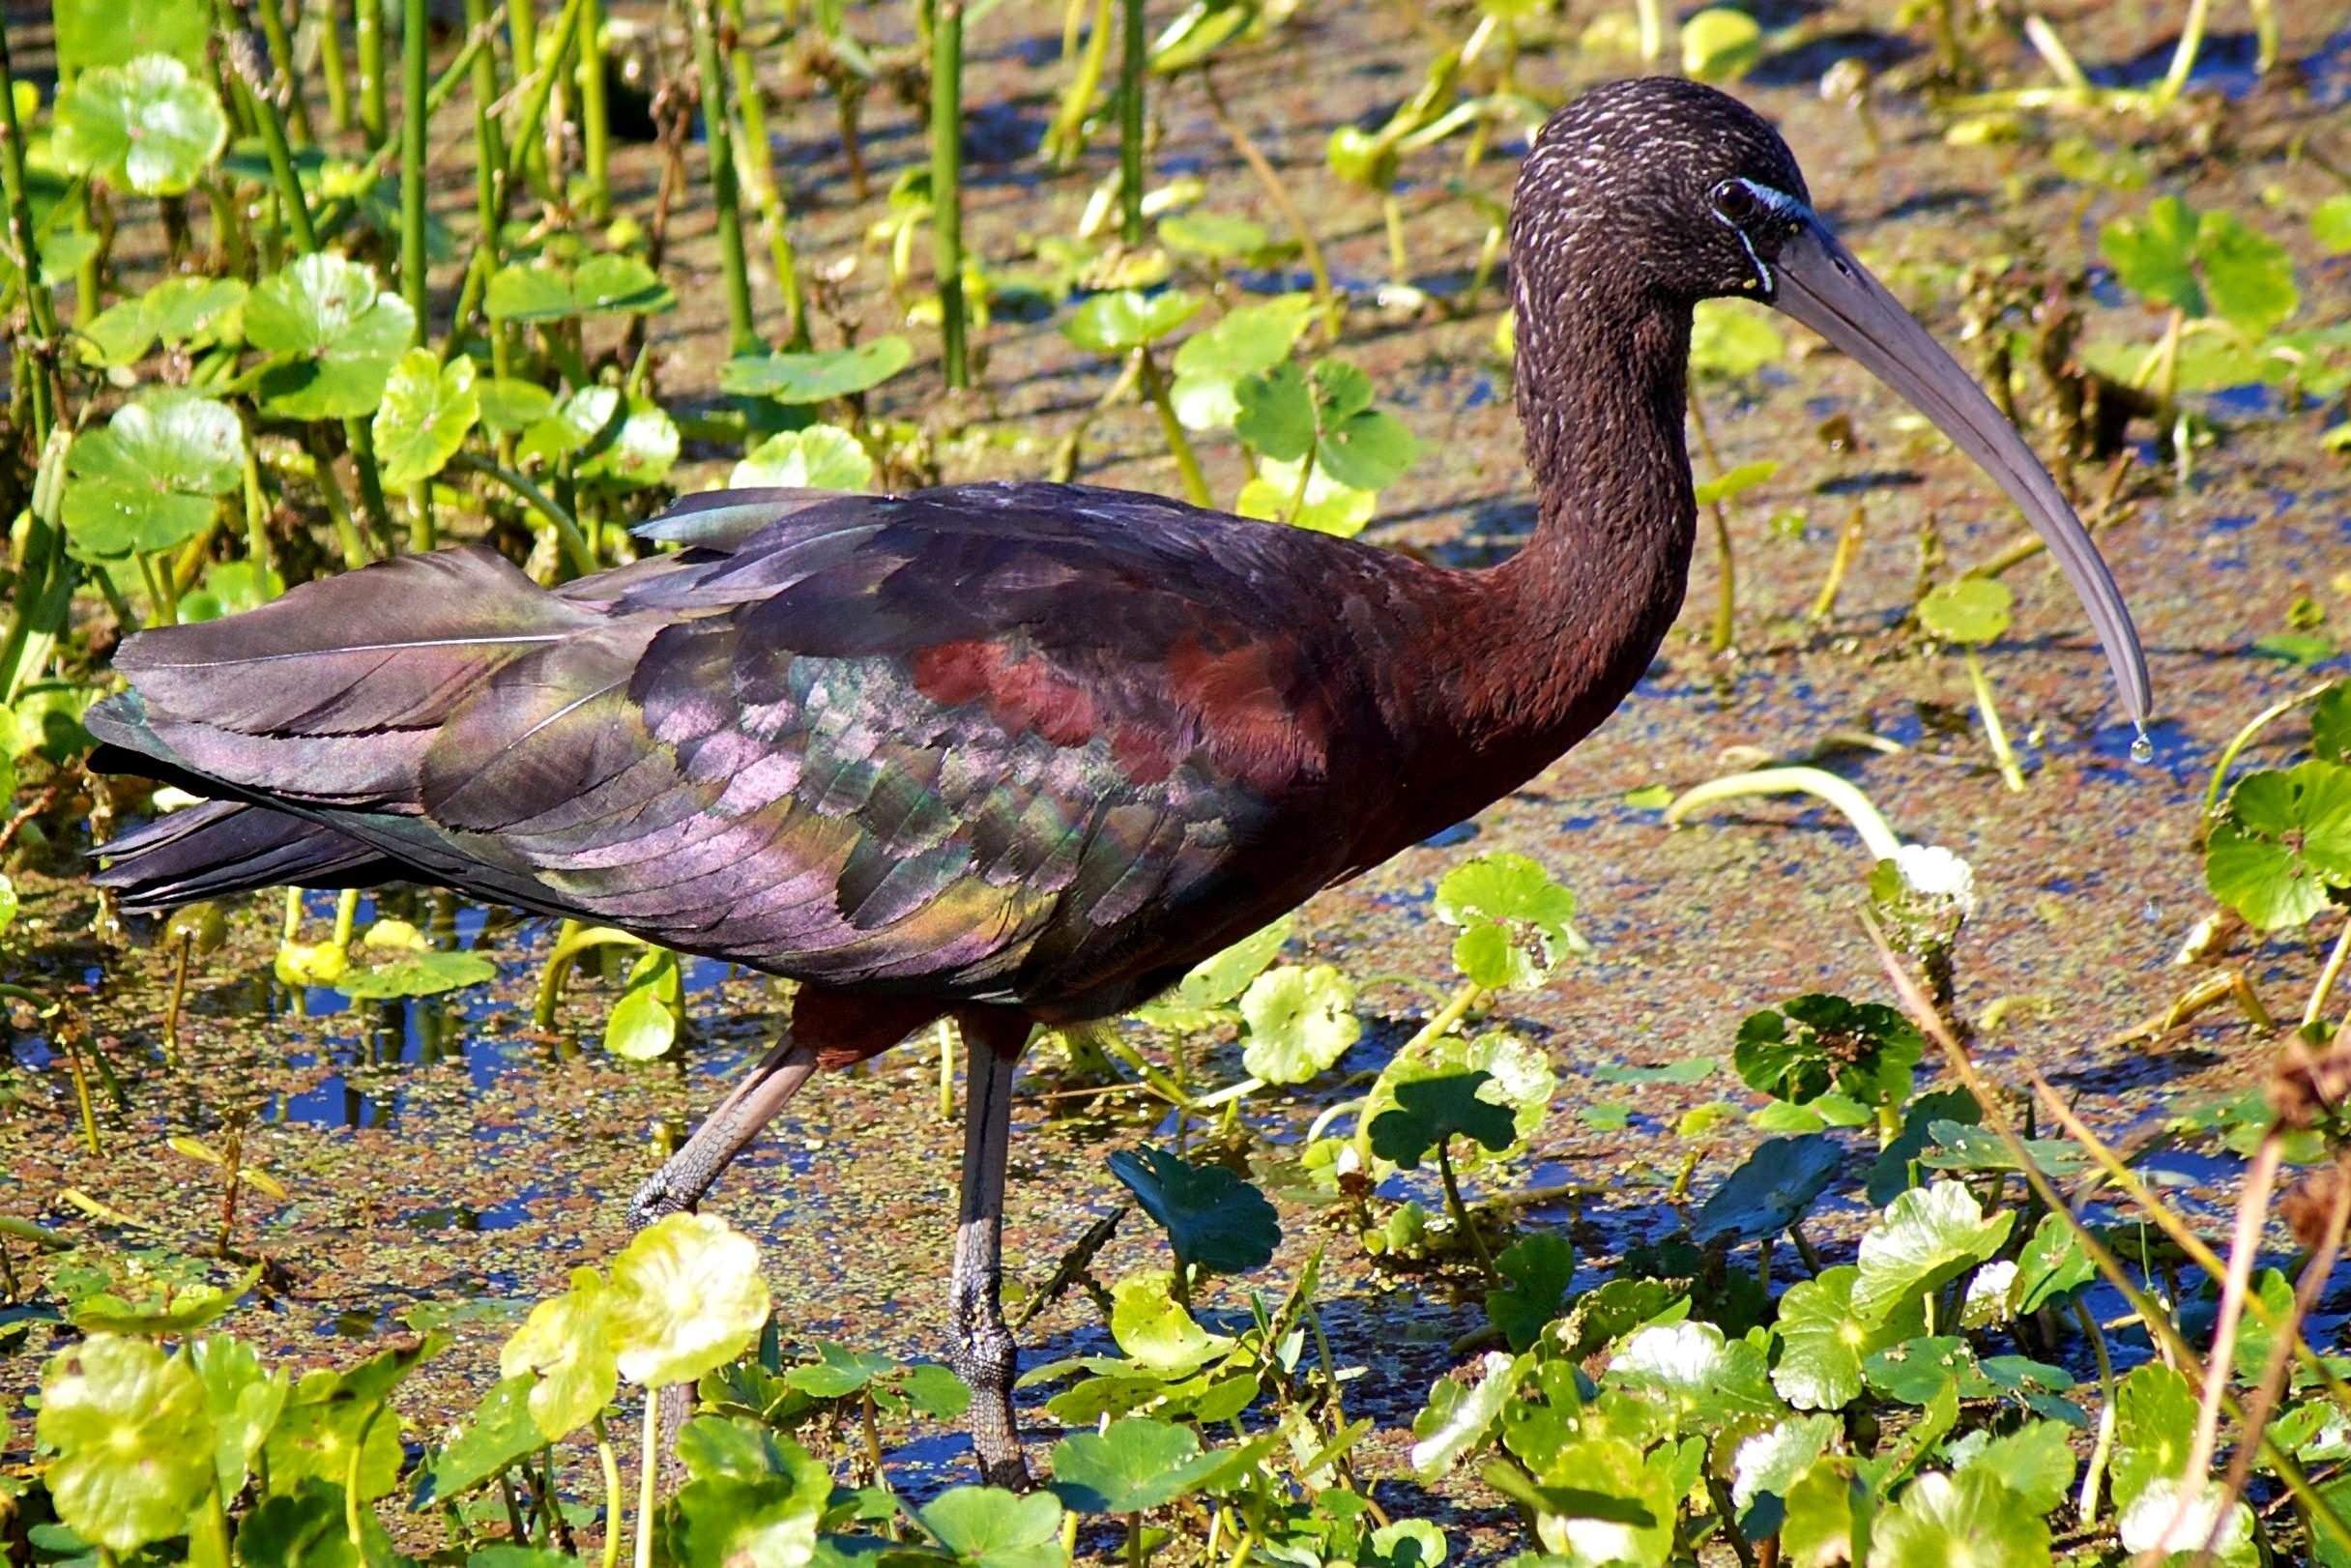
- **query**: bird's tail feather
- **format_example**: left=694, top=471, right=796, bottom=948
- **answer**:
left=91, top=799, right=397, bottom=913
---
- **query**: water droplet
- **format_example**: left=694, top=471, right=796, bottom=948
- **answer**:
left=2130, top=731, right=2155, bottom=765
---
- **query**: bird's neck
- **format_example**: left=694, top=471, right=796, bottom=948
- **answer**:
left=1441, top=292, right=1698, bottom=775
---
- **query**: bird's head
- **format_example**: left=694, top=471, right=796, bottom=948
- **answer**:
left=1510, top=76, right=2152, bottom=733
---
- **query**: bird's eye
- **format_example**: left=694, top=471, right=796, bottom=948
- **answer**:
left=1710, top=180, right=1760, bottom=224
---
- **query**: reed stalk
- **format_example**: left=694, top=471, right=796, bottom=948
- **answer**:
left=931, top=0, right=968, bottom=384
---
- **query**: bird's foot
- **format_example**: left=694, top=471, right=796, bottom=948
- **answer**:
left=975, top=1445, right=1033, bottom=1493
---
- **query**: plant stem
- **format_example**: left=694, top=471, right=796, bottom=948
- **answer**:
left=592, top=1413, right=624, bottom=1568
left=1044, top=0, right=1112, bottom=168
left=2074, top=1293, right=2117, bottom=1523
left=1633, top=0, right=1663, bottom=62
left=721, top=0, right=804, bottom=345
left=357, top=0, right=388, bottom=142
left=634, top=1389, right=660, bottom=1568
left=320, top=0, right=354, bottom=130
left=579, top=0, right=611, bottom=218
left=2202, top=682, right=2332, bottom=815
left=255, top=0, right=317, bottom=142
left=2306, top=915, right=2351, bottom=1031
left=399, top=0, right=429, bottom=329
left=1810, top=503, right=1866, bottom=622
left=0, top=23, right=56, bottom=443
left=1201, top=70, right=1336, bottom=337
left=1135, top=347, right=1209, bottom=506
left=1664, top=766, right=1905, bottom=862
left=2155, top=0, right=2211, bottom=106
left=1117, top=0, right=1145, bottom=245
left=1437, top=1140, right=1496, bottom=1279
left=938, top=1018, right=956, bottom=1119
left=1961, top=648, right=2024, bottom=792
left=689, top=0, right=760, bottom=355
left=931, top=0, right=968, bottom=385
left=450, top=451, right=595, bottom=577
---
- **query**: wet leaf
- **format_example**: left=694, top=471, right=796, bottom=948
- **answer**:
left=1062, top=289, right=1202, bottom=355
left=1409, top=1352, right=1524, bottom=1477
left=1734, top=993, right=1922, bottom=1111
left=671, top=1418, right=828, bottom=1568
left=2102, top=195, right=2205, bottom=315
left=1949, top=1419, right=2075, bottom=1514
left=780, top=1341, right=894, bottom=1398
left=609, top=1212, right=770, bottom=1388
left=372, top=349, right=479, bottom=489
left=1319, top=405, right=1418, bottom=493
left=1155, top=916, right=1292, bottom=1013
left=731, top=425, right=874, bottom=489
left=62, top=394, right=243, bottom=561
left=1373, top=1029, right=1554, bottom=1170
left=38, top=1335, right=217, bottom=1553
left=54, top=55, right=226, bottom=195
left=718, top=336, right=914, bottom=403
left=1917, top=576, right=2013, bottom=645
left=1682, top=8, right=1763, bottom=80
left=418, top=1374, right=543, bottom=1500
left=915, top=1485, right=1068, bottom=1568
left=1160, top=212, right=1269, bottom=259
left=189, top=1334, right=285, bottom=1500
left=1771, top=1265, right=1923, bottom=1411
left=1238, top=963, right=1360, bottom=1085
left=1046, top=1417, right=1240, bottom=1513
left=604, top=945, right=682, bottom=1060
left=1868, top=1468, right=2049, bottom=1566
left=1435, top=852, right=1582, bottom=991
left=334, top=948, right=498, bottom=1000
left=1607, top=1320, right=1782, bottom=1437
left=1109, top=1271, right=1231, bottom=1374
left=1690, top=1134, right=1842, bottom=1248
left=1235, top=362, right=1316, bottom=461
left=247, top=254, right=417, bottom=421
left=2111, top=1362, right=2197, bottom=1510
left=2010, top=1211, right=2094, bottom=1314
left=1729, top=1417, right=1839, bottom=1542
left=1369, top=1070, right=1518, bottom=1168
left=2311, top=684, right=2350, bottom=765
left=1486, top=1234, right=1576, bottom=1352
left=487, top=253, right=676, bottom=321
left=1694, top=459, right=1779, bottom=508
left=1852, top=1182, right=2015, bottom=1323
left=2205, top=762, right=2351, bottom=930
left=554, top=388, right=679, bottom=487
left=1107, top=1147, right=1279, bottom=1277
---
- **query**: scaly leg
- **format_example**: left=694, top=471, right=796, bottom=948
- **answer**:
left=948, top=1009, right=1033, bottom=1489
left=627, top=1036, right=822, bottom=1225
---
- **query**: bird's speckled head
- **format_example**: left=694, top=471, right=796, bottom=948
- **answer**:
left=1510, top=77, right=1813, bottom=310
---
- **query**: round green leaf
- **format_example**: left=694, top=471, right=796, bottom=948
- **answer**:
left=717, top=337, right=914, bottom=403
left=247, top=253, right=417, bottom=420
left=1159, top=212, right=1268, bottom=260
left=1155, top=916, right=1292, bottom=1013
left=372, top=349, right=479, bottom=489
left=335, top=948, right=498, bottom=1000
left=1870, top=1468, right=2050, bottom=1566
left=1434, top=852, right=1582, bottom=991
left=1238, top=963, right=1360, bottom=1085
left=37, top=1335, right=217, bottom=1553
left=62, top=394, right=244, bottom=561
left=609, top=1212, right=770, bottom=1387
left=2316, top=195, right=2351, bottom=255
left=1108, top=1270, right=1232, bottom=1375
left=534, top=387, right=678, bottom=488
left=2101, top=196, right=2203, bottom=315
left=54, top=55, right=226, bottom=195
left=917, top=1485, right=1068, bottom=1568
left=1046, top=1417, right=1234, bottom=1514
left=1369, top=1069, right=1518, bottom=1168
left=2205, top=762, right=2351, bottom=930
left=1234, top=362, right=1317, bottom=462
left=1916, top=576, right=2013, bottom=645
left=484, top=259, right=576, bottom=323
left=1689, top=1134, right=1842, bottom=1248
left=1062, top=289, right=1203, bottom=355
left=1681, top=9, right=1763, bottom=81
left=2197, top=210, right=2297, bottom=336
left=1318, top=407, right=1418, bottom=493
left=1770, top=1266, right=1921, bottom=1411
left=731, top=425, right=875, bottom=490
left=1106, top=1147, right=1279, bottom=1278
left=1851, top=1181, right=2015, bottom=1324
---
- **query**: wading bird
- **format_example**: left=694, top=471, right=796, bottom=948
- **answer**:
left=90, top=79, right=2149, bottom=1486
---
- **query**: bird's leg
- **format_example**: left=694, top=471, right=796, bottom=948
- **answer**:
left=626, top=1036, right=823, bottom=1226
left=948, top=1011, right=1032, bottom=1489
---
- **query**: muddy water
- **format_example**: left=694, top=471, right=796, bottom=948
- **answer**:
left=4, top=0, right=2350, bottom=1538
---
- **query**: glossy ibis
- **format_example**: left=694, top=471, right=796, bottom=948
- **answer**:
left=90, top=78, right=2149, bottom=1486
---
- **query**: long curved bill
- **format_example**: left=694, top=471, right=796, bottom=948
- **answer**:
left=1765, top=211, right=2152, bottom=728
